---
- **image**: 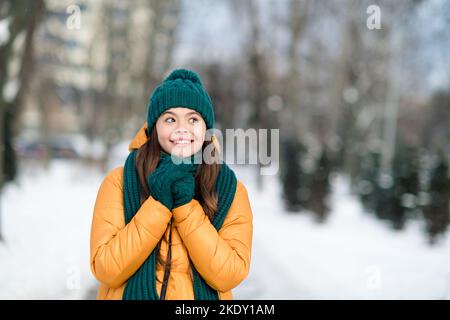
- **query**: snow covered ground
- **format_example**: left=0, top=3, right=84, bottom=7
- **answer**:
left=0, top=160, right=102, bottom=299
left=0, top=159, right=449, bottom=299
left=234, top=165, right=450, bottom=300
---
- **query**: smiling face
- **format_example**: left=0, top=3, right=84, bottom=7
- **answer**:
left=155, top=107, right=206, bottom=158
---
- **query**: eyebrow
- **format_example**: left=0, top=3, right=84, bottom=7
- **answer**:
left=162, top=111, right=201, bottom=117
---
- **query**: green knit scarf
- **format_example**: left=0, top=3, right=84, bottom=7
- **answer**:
left=121, top=150, right=237, bottom=300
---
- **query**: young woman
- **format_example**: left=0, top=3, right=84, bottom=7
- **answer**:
left=90, top=69, right=253, bottom=300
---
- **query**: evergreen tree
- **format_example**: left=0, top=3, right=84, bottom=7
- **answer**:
left=356, top=149, right=382, bottom=214
left=373, top=143, right=421, bottom=230
left=280, top=138, right=304, bottom=212
left=303, top=148, right=332, bottom=222
left=423, top=150, right=450, bottom=244
left=397, top=144, right=421, bottom=214
left=280, top=139, right=333, bottom=221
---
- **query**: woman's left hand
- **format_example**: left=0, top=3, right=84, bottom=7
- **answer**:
left=157, top=151, right=198, bottom=209
left=171, top=173, right=196, bottom=209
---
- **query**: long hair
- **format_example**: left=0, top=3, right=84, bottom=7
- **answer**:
left=134, top=125, right=221, bottom=269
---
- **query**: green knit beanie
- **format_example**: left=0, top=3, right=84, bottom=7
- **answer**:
left=146, top=69, right=215, bottom=135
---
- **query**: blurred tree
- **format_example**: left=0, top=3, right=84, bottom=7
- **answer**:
left=334, top=0, right=392, bottom=187
left=276, top=0, right=310, bottom=205
left=303, top=148, right=332, bottom=222
left=422, top=90, right=450, bottom=154
left=0, top=0, right=45, bottom=241
left=228, top=0, right=278, bottom=190
left=397, top=145, right=421, bottom=205
left=333, top=0, right=423, bottom=189
left=202, top=63, right=237, bottom=131
left=374, top=141, right=421, bottom=230
left=280, top=0, right=309, bottom=138
left=356, top=149, right=382, bottom=214
left=280, top=138, right=332, bottom=221
left=423, top=150, right=450, bottom=244
left=280, top=138, right=304, bottom=212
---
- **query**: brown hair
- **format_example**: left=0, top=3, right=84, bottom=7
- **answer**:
left=134, top=125, right=220, bottom=270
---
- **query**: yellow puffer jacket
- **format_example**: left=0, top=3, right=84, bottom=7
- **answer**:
left=90, top=124, right=253, bottom=300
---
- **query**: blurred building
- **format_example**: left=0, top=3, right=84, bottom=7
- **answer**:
left=19, top=0, right=181, bottom=158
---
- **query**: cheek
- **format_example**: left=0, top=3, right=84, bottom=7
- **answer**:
left=193, top=124, right=206, bottom=142
left=158, top=129, right=171, bottom=141
left=155, top=121, right=171, bottom=139
left=155, top=124, right=173, bottom=149
left=190, top=127, right=205, bottom=153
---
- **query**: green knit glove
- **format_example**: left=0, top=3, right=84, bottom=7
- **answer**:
left=147, top=153, right=185, bottom=210
left=172, top=167, right=196, bottom=209
left=147, top=152, right=198, bottom=210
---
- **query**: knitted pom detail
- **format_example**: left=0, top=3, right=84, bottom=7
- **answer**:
left=164, top=69, right=202, bottom=84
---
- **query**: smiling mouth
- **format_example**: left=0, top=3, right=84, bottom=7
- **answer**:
left=171, top=139, right=194, bottom=146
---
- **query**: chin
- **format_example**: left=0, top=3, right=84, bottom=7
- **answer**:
left=164, top=146, right=186, bottom=157
left=172, top=146, right=202, bottom=158
left=175, top=149, right=195, bottom=158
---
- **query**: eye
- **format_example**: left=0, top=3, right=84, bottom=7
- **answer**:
left=189, top=117, right=199, bottom=124
left=165, top=117, right=175, bottom=123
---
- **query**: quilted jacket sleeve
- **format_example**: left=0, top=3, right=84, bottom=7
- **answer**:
left=90, top=167, right=172, bottom=289
left=172, top=181, right=253, bottom=292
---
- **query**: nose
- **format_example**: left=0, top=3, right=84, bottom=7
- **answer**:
left=174, top=121, right=188, bottom=132
left=175, top=128, right=188, bottom=134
